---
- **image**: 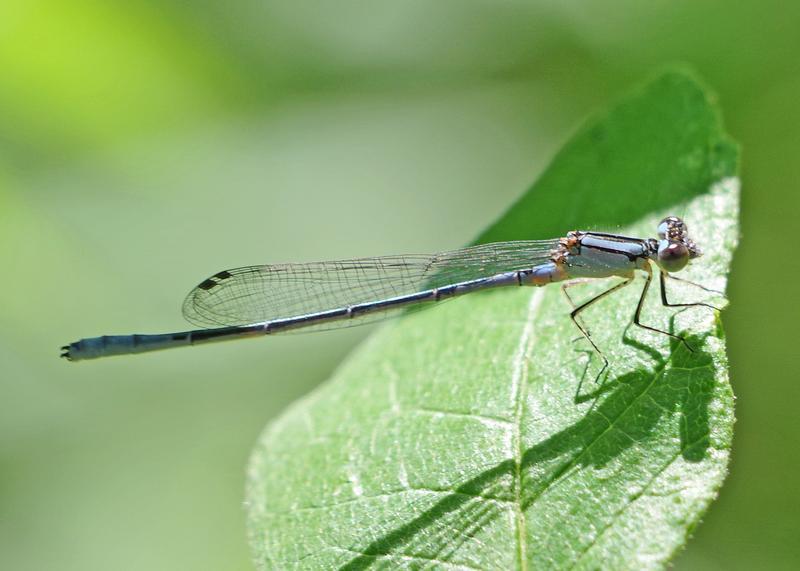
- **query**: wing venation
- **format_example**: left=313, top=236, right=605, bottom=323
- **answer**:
left=182, top=240, right=559, bottom=328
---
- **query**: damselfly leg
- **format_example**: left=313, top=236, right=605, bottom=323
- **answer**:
left=633, top=265, right=694, bottom=352
left=660, top=272, right=722, bottom=311
left=561, top=279, right=596, bottom=338
left=568, top=262, right=722, bottom=400
left=569, top=277, right=634, bottom=391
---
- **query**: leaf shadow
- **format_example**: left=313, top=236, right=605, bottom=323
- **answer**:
left=339, top=322, right=715, bottom=570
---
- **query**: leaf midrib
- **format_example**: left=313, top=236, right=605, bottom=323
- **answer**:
left=511, top=288, right=546, bottom=570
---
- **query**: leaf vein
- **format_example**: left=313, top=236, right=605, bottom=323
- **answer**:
left=568, top=429, right=707, bottom=569
left=328, top=544, right=483, bottom=570
left=264, top=487, right=513, bottom=516
left=525, top=347, right=678, bottom=507
left=511, top=289, right=545, bottom=570
left=410, top=407, right=514, bottom=428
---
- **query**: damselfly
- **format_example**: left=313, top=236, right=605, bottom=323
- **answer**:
left=62, top=216, right=717, bottom=372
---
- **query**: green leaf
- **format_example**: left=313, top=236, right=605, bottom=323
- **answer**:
left=246, top=70, right=740, bottom=570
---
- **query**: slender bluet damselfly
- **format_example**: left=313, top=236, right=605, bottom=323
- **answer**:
left=62, top=216, right=717, bottom=371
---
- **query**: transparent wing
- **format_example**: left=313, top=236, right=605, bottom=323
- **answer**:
left=182, top=240, right=560, bottom=328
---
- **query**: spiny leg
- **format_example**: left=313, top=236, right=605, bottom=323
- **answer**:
left=562, top=279, right=597, bottom=309
left=561, top=279, right=596, bottom=337
left=570, top=277, right=634, bottom=398
left=634, top=265, right=693, bottom=351
left=660, top=271, right=722, bottom=311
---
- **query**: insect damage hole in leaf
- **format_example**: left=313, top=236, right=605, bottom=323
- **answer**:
left=246, top=70, right=739, bottom=570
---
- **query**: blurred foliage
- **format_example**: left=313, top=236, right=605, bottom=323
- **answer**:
left=1, top=1, right=799, bottom=570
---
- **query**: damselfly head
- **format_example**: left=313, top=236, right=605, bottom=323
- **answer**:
left=654, top=216, right=701, bottom=272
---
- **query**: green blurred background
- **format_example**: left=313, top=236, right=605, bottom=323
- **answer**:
left=1, top=1, right=797, bottom=569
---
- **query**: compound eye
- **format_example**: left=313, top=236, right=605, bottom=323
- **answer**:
left=658, top=240, right=689, bottom=272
